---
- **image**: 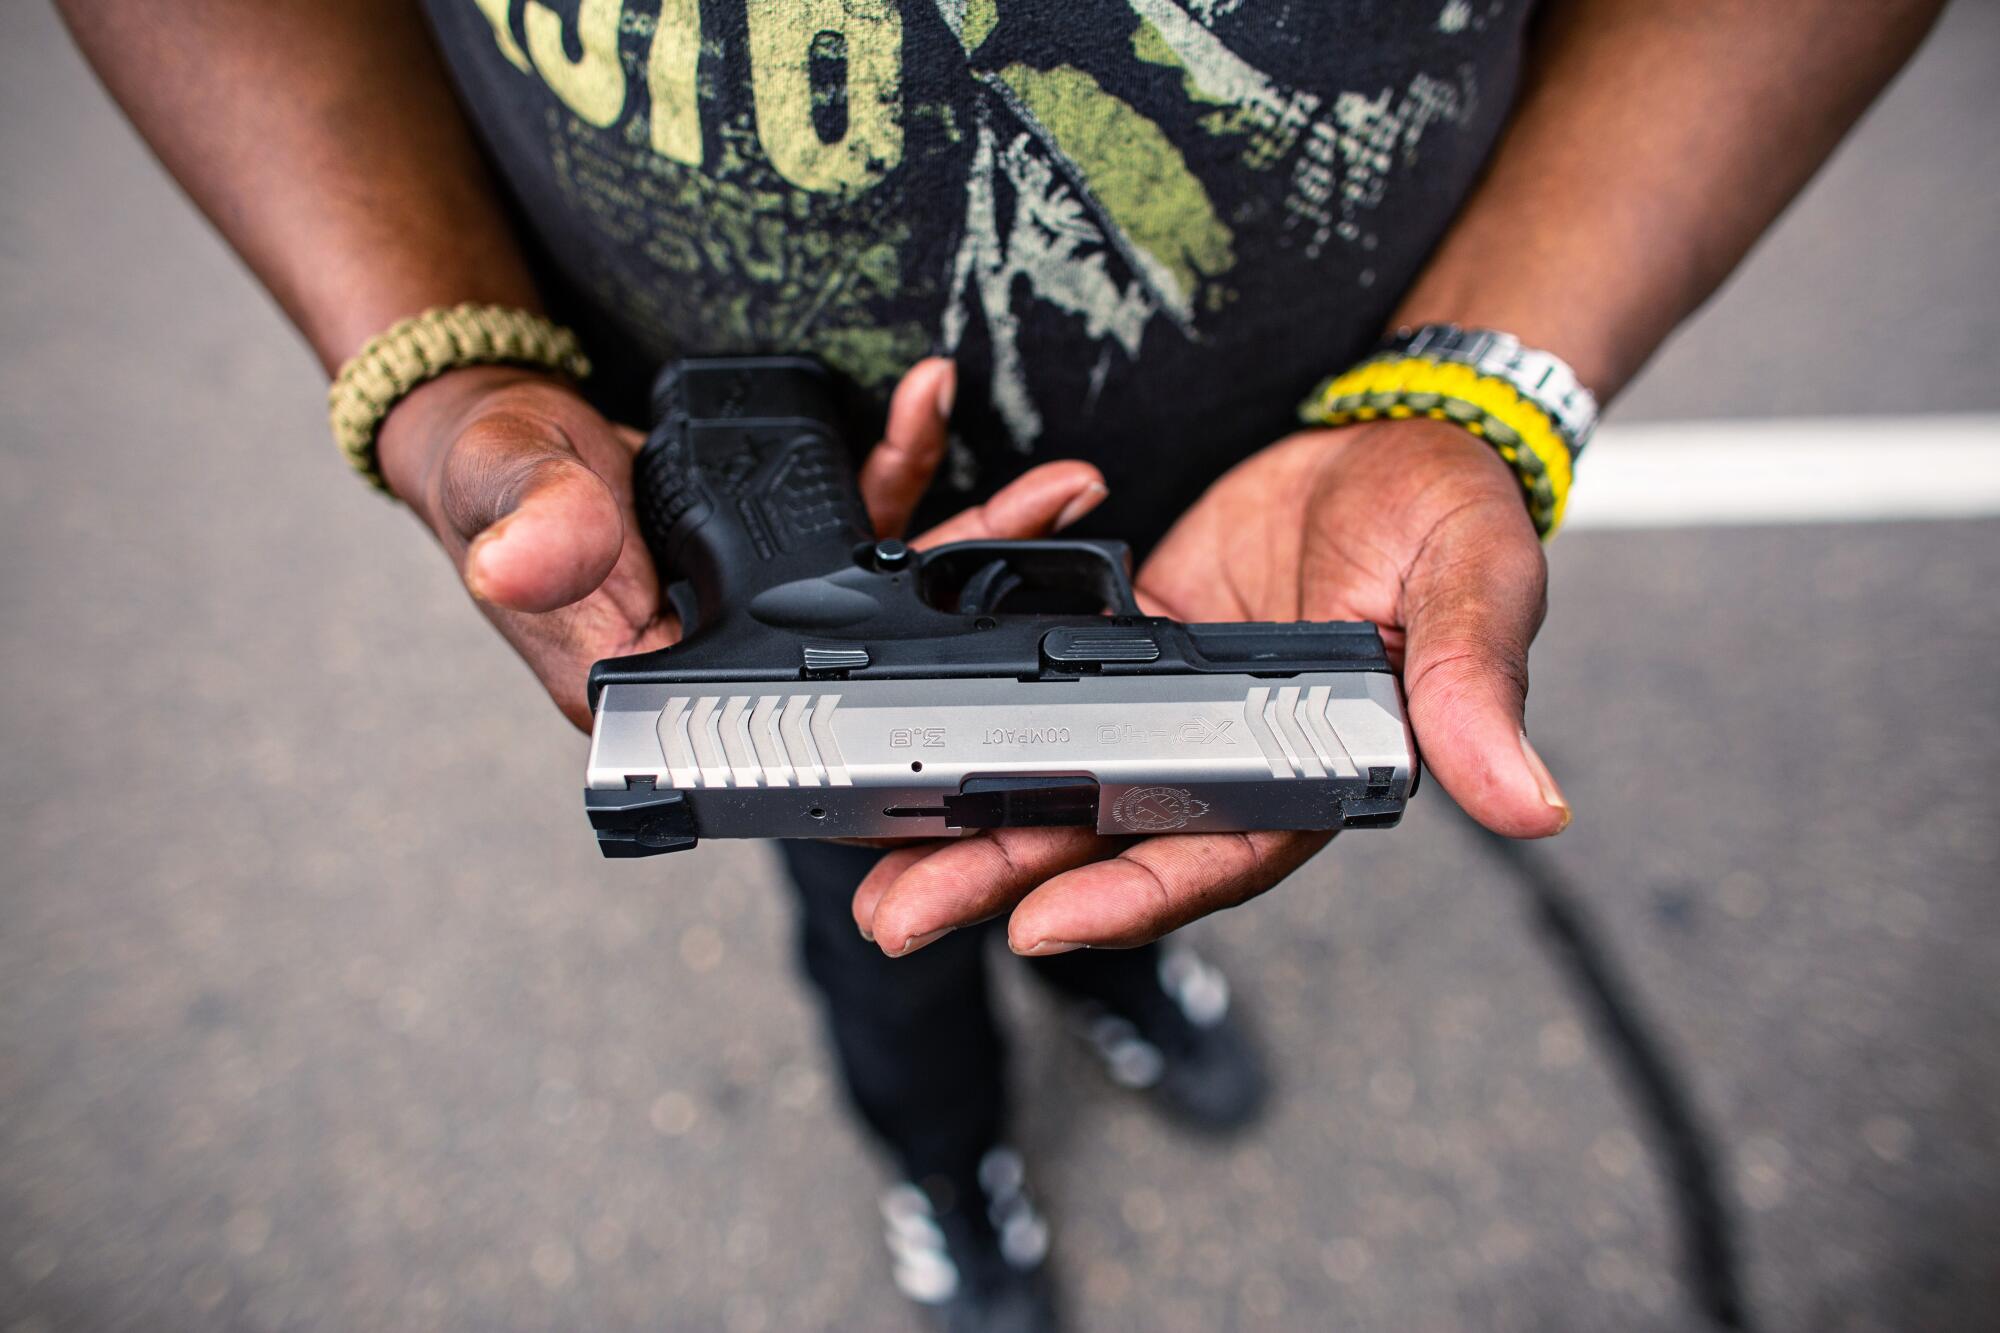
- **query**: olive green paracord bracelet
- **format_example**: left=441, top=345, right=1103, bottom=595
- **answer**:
left=327, top=303, right=592, bottom=492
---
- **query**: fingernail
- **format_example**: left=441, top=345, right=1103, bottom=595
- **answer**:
left=934, top=365, right=956, bottom=423
left=890, top=927, right=952, bottom=957
left=463, top=531, right=500, bottom=601
left=1054, top=483, right=1108, bottom=532
left=1014, top=939, right=1084, bottom=957
left=857, top=921, right=875, bottom=943
left=1519, top=731, right=1573, bottom=833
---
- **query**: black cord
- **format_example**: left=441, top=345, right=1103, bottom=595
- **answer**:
left=1471, top=824, right=1755, bottom=1331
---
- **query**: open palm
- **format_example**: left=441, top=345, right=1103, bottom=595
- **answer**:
left=853, top=418, right=1571, bottom=958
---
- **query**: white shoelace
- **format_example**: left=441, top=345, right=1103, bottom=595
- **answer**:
left=881, top=1183, right=959, bottom=1304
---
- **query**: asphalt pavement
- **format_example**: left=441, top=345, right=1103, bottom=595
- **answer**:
left=3, top=3, right=1997, bottom=1330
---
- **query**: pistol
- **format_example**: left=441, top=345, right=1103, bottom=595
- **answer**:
left=583, top=357, right=1417, bottom=856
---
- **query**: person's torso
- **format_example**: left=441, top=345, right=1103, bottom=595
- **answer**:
left=424, top=0, right=1531, bottom=542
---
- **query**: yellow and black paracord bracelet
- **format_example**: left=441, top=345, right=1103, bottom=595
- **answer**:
left=1299, top=342, right=1585, bottom=540
left=328, top=303, right=592, bottom=492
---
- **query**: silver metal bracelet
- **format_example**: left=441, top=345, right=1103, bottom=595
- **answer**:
left=1383, top=324, right=1600, bottom=457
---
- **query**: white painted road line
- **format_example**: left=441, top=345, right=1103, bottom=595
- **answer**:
left=1566, top=415, right=2000, bottom=529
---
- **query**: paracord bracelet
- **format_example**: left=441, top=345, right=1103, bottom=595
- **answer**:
left=328, top=303, right=592, bottom=492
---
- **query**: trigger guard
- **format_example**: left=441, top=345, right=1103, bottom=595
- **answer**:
left=914, top=539, right=1143, bottom=618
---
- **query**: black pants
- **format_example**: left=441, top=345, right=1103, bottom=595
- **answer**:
left=780, top=840, right=1167, bottom=1183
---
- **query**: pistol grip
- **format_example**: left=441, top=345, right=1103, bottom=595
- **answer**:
left=634, top=358, right=875, bottom=637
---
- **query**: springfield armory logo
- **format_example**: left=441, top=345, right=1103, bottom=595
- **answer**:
left=1099, top=719, right=1238, bottom=746
left=982, top=726, right=1072, bottom=745
left=1111, top=787, right=1212, bottom=832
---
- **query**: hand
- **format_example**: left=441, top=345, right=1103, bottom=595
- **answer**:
left=374, top=359, right=1107, bottom=730
left=852, top=419, right=1570, bottom=958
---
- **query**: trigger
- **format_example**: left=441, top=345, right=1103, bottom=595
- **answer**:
left=954, top=558, right=1024, bottom=617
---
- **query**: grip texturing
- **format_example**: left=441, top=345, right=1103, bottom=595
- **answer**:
left=631, top=427, right=705, bottom=573
left=751, top=432, right=870, bottom=558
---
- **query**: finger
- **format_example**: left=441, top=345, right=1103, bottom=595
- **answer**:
left=859, top=358, right=955, bottom=539
left=912, top=460, right=1107, bottom=548
left=860, top=826, right=1113, bottom=957
left=443, top=417, right=624, bottom=614
left=1399, top=504, right=1567, bottom=838
left=850, top=842, right=945, bottom=943
left=1006, top=830, right=1330, bottom=954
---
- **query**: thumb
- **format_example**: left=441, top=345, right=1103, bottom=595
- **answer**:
left=859, top=358, right=954, bottom=538
left=445, top=416, right=625, bottom=615
left=1399, top=523, right=1569, bottom=839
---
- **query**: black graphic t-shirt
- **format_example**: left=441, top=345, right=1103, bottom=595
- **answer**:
left=423, top=0, right=1531, bottom=544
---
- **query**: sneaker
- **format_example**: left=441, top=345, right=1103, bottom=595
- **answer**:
left=880, top=1145, right=1059, bottom=1333
left=1070, top=942, right=1267, bottom=1131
